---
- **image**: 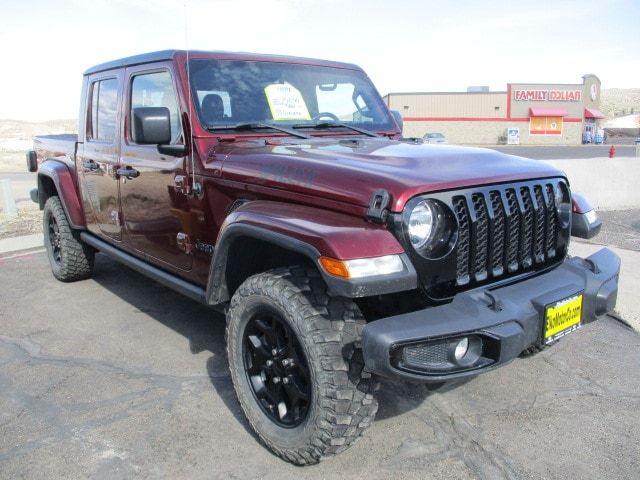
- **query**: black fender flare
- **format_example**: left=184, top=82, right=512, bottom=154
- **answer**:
left=37, top=160, right=86, bottom=229
left=204, top=222, right=417, bottom=305
left=205, top=223, right=320, bottom=305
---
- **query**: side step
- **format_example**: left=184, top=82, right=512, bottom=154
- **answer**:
left=80, top=232, right=207, bottom=304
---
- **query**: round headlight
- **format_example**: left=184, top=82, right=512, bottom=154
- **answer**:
left=404, top=198, right=457, bottom=259
left=408, top=200, right=434, bottom=249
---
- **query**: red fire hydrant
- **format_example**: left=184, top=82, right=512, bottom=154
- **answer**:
left=609, top=145, right=616, bottom=158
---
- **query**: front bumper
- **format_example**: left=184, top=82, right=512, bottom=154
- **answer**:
left=361, top=248, right=620, bottom=382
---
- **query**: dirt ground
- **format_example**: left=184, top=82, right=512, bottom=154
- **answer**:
left=0, top=151, right=25, bottom=173
left=0, top=205, right=41, bottom=240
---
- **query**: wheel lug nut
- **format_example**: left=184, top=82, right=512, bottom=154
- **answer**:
left=282, top=377, right=289, bottom=384
left=266, top=360, right=273, bottom=367
left=273, top=377, right=281, bottom=384
left=271, top=349, right=278, bottom=356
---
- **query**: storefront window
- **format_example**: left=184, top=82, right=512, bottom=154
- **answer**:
left=530, top=116, right=563, bottom=135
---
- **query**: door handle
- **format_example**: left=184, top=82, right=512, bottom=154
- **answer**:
left=116, top=166, right=140, bottom=179
left=81, top=160, right=100, bottom=172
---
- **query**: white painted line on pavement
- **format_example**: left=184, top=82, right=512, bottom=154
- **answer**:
left=0, top=248, right=46, bottom=260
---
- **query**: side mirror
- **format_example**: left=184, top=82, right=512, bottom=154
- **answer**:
left=26, top=150, right=38, bottom=172
left=390, top=110, right=403, bottom=133
left=571, top=192, right=602, bottom=239
left=132, top=107, right=172, bottom=145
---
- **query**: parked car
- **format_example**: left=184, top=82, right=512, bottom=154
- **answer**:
left=423, top=132, right=447, bottom=143
left=27, top=49, right=617, bottom=465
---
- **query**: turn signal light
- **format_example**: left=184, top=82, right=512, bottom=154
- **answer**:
left=319, top=255, right=404, bottom=279
left=319, top=257, right=350, bottom=278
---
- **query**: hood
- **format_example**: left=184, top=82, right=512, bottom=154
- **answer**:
left=216, top=137, right=565, bottom=213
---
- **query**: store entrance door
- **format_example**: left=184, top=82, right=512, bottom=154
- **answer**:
left=583, top=121, right=596, bottom=144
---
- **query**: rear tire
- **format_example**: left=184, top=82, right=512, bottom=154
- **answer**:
left=43, top=196, right=94, bottom=282
left=226, top=267, right=378, bottom=465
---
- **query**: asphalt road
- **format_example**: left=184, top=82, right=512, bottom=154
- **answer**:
left=1, top=251, right=639, bottom=480
left=488, top=145, right=637, bottom=159
left=1, top=155, right=639, bottom=478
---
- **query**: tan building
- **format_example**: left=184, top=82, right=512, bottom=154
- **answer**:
left=383, top=75, right=605, bottom=145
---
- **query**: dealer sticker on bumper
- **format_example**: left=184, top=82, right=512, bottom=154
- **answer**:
left=545, top=294, right=583, bottom=344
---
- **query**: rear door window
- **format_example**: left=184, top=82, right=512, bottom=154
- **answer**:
left=90, top=78, right=118, bottom=142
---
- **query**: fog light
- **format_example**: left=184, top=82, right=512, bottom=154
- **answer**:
left=449, top=335, right=483, bottom=367
left=454, top=337, right=469, bottom=361
left=395, top=335, right=496, bottom=375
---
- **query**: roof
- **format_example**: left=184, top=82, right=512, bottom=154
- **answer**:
left=84, top=50, right=178, bottom=75
left=584, top=108, right=606, bottom=119
left=84, top=50, right=361, bottom=75
left=529, top=107, right=569, bottom=117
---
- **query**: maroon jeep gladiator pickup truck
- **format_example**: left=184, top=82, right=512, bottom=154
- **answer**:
left=27, top=50, right=619, bottom=465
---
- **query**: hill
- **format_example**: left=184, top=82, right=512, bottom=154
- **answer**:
left=600, top=88, right=640, bottom=119
left=0, top=119, right=77, bottom=172
left=0, top=119, right=77, bottom=151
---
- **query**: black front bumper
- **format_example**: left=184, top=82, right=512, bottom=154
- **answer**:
left=361, top=248, right=621, bottom=382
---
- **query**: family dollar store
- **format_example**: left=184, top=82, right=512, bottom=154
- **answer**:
left=384, top=74, right=605, bottom=145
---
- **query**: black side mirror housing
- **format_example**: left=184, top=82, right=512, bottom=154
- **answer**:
left=26, top=150, right=38, bottom=172
left=132, top=107, right=172, bottom=145
left=158, top=144, right=187, bottom=157
left=390, top=110, right=403, bottom=133
left=571, top=192, right=602, bottom=239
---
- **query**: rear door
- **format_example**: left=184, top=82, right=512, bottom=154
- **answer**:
left=119, top=63, right=192, bottom=271
left=77, top=72, right=123, bottom=240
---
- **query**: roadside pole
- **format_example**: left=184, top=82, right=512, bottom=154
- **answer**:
left=0, top=179, right=18, bottom=219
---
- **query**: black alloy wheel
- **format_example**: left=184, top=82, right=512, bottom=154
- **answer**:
left=242, top=311, right=311, bottom=427
left=42, top=196, right=94, bottom=282
left=226, top=267, right=379, bottom=465
left=48, top=213, right=62, bottom=265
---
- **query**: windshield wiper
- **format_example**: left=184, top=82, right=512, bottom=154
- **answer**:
left=293, top=122, right=379, bottom=138
left=206, top=122, right=311, bottom=139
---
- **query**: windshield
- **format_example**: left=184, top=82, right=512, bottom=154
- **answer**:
left=189, top=59, right=394, bottom=132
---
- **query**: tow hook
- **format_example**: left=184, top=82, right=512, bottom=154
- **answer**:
left=484, top=290, right=503, bottom=312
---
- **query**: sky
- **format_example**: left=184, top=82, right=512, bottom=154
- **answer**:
left=1, top=0, right=638, bottom=121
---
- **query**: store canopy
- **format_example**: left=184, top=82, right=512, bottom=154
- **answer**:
left=584, top=108, right=606, bottom=119
left=529, top=107, right=569, bottom=117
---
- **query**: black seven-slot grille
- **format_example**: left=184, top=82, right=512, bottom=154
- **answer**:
left=453, top=182, right=561, bottom=286
left=394, top=178, right=569, bottom=300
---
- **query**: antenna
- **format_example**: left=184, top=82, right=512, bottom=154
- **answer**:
left=183, top=2, right=199, bottom=195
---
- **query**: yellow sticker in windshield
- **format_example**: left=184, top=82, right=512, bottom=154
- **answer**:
left=264, top=83, right=311, bottom=121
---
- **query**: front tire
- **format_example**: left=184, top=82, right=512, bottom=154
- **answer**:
left=43, top=196, right=94, bottom=282
left=226, top=267, right=378, bottom=465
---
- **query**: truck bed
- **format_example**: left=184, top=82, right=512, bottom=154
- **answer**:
left=34, top=134, right=78, bottom=169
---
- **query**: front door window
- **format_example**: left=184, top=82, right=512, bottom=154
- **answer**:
left=130, top=71, right=182, bottom=143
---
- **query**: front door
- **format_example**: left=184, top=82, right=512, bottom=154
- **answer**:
left=77, top=73, right=123, bottom=241
left=119, top=64, right=193, bottom=271
left=583, top=121, right=596, bottom=144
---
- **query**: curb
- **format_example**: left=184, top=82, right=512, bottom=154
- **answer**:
left=0, top=233, right=44, bottom=255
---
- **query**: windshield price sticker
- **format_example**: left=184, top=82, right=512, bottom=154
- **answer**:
left=264, top=83, right=311, bottom=121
